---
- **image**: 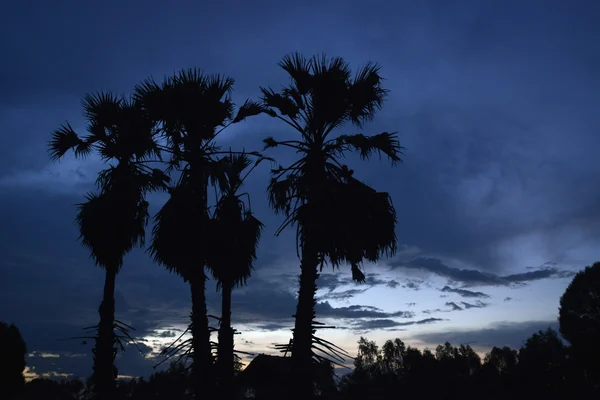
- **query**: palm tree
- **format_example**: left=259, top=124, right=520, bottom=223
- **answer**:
left=48, top=93, right=167, bottom=400
left=135, top=69, right=262, bottom=399
left=206, top=153, right=264, bottom=400
left=260, top=53, right=402, bottom=399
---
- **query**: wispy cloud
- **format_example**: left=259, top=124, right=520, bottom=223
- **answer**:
left=441, top=286, right=490, bottom=298
left=392, top=257, right=575, bottom=286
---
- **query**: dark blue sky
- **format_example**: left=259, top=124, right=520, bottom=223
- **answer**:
left=0, top=0, right=598, bottom=379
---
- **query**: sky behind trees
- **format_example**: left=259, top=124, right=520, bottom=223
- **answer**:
left=1, top=0, right=598, bottom=379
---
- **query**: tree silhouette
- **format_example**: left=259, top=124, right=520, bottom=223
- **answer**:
left=135, top=69, right=262, bottom=399
left=48, top=93, right=167, bottom=400
left=0, top=321, right=26, bottom=399
left=206, top=152, right=264, bottom=400
left=559, top=261, right=600, bottom=387
left=260, top=52, right=401, bottom=399
left=517, top=328, right=569, bottom=396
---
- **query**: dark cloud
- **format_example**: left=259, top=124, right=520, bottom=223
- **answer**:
left=403, top=280, right=423, bottom=290
left=386, top=280, right=400, bottom=288
left=461, top=301, right=488, bottom=309
left=254, top=323, right=291, bottom=332
left=441, top=286, right=490, bottom=299
left=413, top=320, right=560, bottom=350
left=351, top=317, right=445, bottom=331
left=504, top=297, right=513, bottom=302
left=318, top=288, right=370, bottom=301
left=392, top=257, right=575, bottom=287
left=316, top=273, right=403, bottom=301
left=445, top=302, right=463, bottom=311
left=150, top=331, right=178, bottom=338
left=315, top=303, right=414, bottom=320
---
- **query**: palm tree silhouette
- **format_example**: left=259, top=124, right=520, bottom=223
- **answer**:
left=135, top=69, right=262, bottom=399
left=48, top=93, right=168, bottom=400
left=260, top=53, right=401, bottom=399
left=206, top=153, right=264, bottom=400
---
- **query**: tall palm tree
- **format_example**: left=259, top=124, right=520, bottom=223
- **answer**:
left=48, top=93, right=167, bottom=400
left=260, top=53, right=402, bottom=399
left=206, top=153, right=264, bottom=400
left=135, top=69, right=262, bottom=399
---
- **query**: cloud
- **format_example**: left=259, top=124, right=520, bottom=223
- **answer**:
left=441, top=286, right=490, bottom=299
left=461, top=301, right=488, bottom=309
left=315, top=303, right=414, bottom=320
left=504, top=297, right=513, bottom=302
left=351, top=317, right=445, bottom=331
left=318, top=288, right=370, bottom=301
left=386, top=280, right=400, bottom=288
left=392, top=257, right=575, bottom=287
left=413, top=320, right=560, bottom=350
left=445, top=302, right=463, bottom=311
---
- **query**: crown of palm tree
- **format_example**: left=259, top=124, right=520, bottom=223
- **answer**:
left=49, top=92, right=169, bottom=270
left=205, top=153, right=264, bottom=289
left=260, top=53, right=402, bottom=279
left=138, top=69, right=265, bottom=280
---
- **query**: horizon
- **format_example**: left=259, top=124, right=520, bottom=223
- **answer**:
left=1, top=0, right=599, bottom=381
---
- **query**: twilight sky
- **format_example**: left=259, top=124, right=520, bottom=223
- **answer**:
left=1, top=0, right=599, bottom=380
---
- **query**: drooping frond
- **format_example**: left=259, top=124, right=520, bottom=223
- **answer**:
left=148, top=182, right=210, bottom=280
left=206, top=203, right=264, bottom=289
left=76, top=188, right=149, bottom=271
left=205, top=153, right=264, bottom=289
left=293, top=175, right=397, bottom=278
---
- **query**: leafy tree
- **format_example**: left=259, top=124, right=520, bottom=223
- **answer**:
left=260, top=52, right=401, bottom=399
left=0, top=321, right=26, bottom=399
left=380, top=338, right=406, bottom=374
left=483, top=346, right=518, bottom=377
left=518, top=328, right=568, bottom=396
left=135, top=69, right=262, bottom=399
left=22, top=378, right=84, bottom=400
left=559, top=261, right=600, bottom=384
left=206, top=153, right=264, bottom=400
left=48, top=93, right=167, bottom=399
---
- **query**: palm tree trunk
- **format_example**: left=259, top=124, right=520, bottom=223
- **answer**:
left=93, top=267, right=117, bottom=400
left=217, top=280, right=235, bottom=400
left=189, top=268, right=214, bottom=400
left=290, top=236, right=320, bottom=400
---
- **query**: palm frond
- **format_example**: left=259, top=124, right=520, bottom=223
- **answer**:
left=259, top=87, right=300, bottom=119
left=48, top=123, right=86, bottom=161
left=278, top=53, right=313, bottom=95
left=348, top=62, right=388, bottom=126
left=233, top=99, right=267, bottom=123
left=82, top=91, right=123, bottom=129
left=334, top=132, right=403, bottom=164
left=268, top=175, right=297, bottom=214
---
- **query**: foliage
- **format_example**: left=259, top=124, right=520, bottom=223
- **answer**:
left=559, top=261, right=600, bottom=380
